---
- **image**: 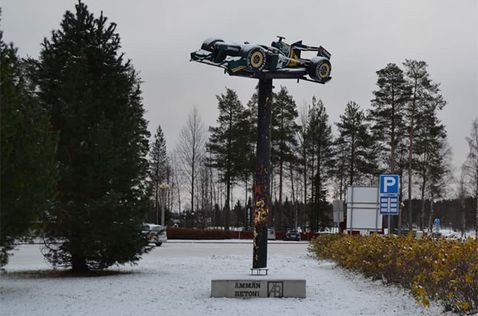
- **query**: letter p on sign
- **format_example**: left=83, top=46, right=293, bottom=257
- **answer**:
left=380, top=175, right=399, bottom=194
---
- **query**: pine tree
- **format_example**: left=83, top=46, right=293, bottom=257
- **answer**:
left=0, top=36, right=57, bottom=266
left=207, top=88, right=247, bottom=230
left=297, top=108, right=310, bottom=205
left=241, top=90, right=259, bottom=216
left=424, top=139, right=452, bottom=230
left=369, top=63, right=410, bottom=173
left=150, top=125, right=168, bottom=225
left=271, top=86, right=299, bottom=229
left=37, top=2, right=150, bottom=271
left=245, top=89, right=259, bottom=147
left=333, top=140, right=348, bottom=200
left=305, top=98, right=334, bottom=231
left=412, top=94, right=447, bottom=229
left=403, top=59, right=446, bottom=229
left=335, top=101, right=378, bottom=186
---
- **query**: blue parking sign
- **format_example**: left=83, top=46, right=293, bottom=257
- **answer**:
left=380, top=175, right=399, bottom=195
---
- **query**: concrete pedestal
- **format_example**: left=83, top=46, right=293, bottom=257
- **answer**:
left=211, top=275, right=306, bottom=298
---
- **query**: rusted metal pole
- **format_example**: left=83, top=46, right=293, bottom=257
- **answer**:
left=253, top=78, right=273, bottom=269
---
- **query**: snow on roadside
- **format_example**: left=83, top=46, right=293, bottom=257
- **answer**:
left=0, top=242, right=458, bottom=316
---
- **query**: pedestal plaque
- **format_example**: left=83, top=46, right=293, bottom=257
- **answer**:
left=211, top=276, right=306, bottom=298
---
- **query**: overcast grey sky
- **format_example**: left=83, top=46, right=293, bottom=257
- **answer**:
left=2, top=0, right=478, bottom=175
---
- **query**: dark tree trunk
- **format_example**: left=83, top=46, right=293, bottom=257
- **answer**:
left=71, top=254, right=88, bottom=272
left=408, top=80, right=418, bottom=230
left=419, top=172, right=427, bottom=230
left=225, top=174, right=231, bottom=231
left=278, top=160, right=283, bottom=230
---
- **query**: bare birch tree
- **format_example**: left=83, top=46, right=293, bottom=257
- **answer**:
left=176, top=108, right=206, bottom=214
left=464, top=118, right=478, bottom=237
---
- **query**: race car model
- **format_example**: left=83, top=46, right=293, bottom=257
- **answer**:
left=190, top=36, right=332, bottom=83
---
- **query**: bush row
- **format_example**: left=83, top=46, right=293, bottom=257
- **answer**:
left=309, top=234, right=478, bottom=314
left=166, top=228, right=234, bottom=239
left=166, top=228, right=320, bottom=240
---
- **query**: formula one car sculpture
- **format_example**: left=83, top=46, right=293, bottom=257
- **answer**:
left=190, top=36, right=332, bottom=83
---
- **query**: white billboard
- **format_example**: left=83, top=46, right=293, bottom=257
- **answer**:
left=346, top=186, right=382, bottom=232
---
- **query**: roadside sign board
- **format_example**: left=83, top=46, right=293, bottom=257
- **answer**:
left=379, top=175, right=400, bottom=215
left=346, top=186, right=382, bottom=232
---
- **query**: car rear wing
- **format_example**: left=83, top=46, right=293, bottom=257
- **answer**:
left=290, top=41, right=331, bottom=59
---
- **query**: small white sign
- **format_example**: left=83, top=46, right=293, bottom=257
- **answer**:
left=332, top=200, right=344, bottom=223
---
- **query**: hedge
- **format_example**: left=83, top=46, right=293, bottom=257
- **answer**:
left=166, top=228, right=320, bottom=240
left=309, top=234, right=478, bottom=314
left=166, top=228, right=234, bottom=239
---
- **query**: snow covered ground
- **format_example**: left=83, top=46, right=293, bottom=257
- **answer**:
left=1, top=240, right=459, bottom=316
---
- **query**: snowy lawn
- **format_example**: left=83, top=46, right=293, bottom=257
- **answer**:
left=1, top=240, right=457, bottom=316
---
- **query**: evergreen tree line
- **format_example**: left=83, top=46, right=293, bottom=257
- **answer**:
left=166, top=66, right=477, bottom=237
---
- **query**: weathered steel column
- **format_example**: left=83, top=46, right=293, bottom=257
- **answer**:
left=253, top=78, right=273, bottom=269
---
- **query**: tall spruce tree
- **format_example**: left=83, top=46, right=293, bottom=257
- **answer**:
left=335, top=101, right=378, bottom=186
left=271, top=86, right=299, bottom=229
left=0, top=36, right=57, bottom=266
left=207, top=88, right=247, bottom=230
left=403, top=59, right=446, bottom=229
left=37, top=2, right=150, bottom=271
left=305, top=98, right=334, bottom=231
left=150, top=125, right=168, bottom=225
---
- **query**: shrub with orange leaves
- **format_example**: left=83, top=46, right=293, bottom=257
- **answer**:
left=309, top=234, right=478, bottom=314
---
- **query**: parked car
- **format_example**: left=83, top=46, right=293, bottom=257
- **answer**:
left=142, top=223, right=167, bottom=246
left=284, top=229, right=301, bottom=241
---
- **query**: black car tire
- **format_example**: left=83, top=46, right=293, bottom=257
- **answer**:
left=155, top=242, right=162, bottom=247
left=246, top=47, right=266, bottom=71
left=308, top=57, right=331, bottom=81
